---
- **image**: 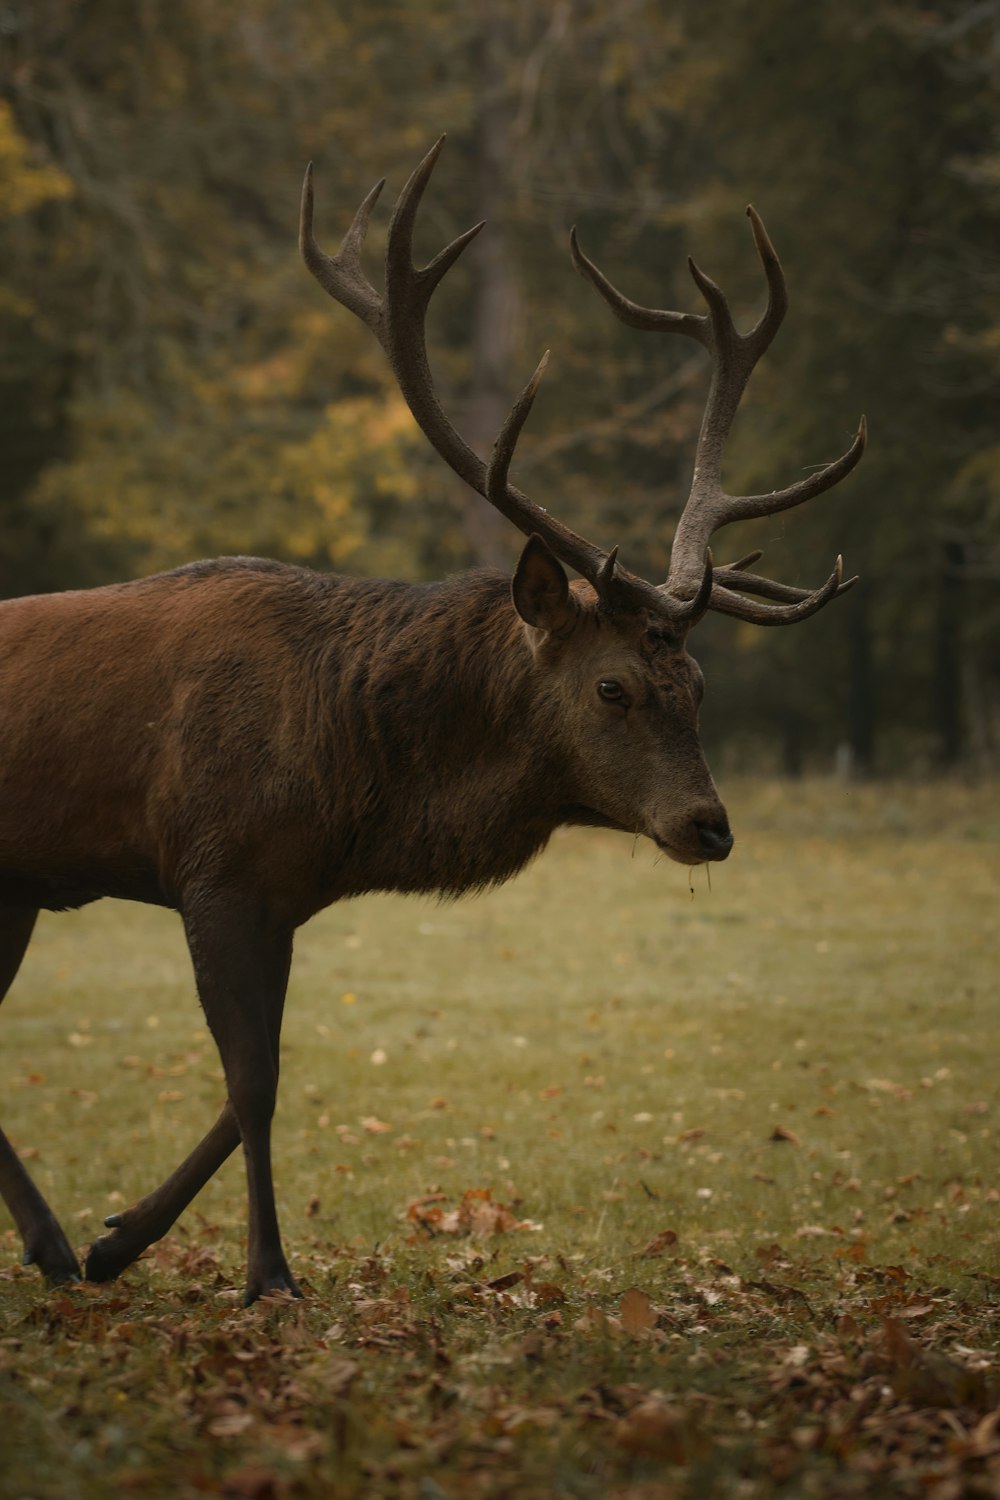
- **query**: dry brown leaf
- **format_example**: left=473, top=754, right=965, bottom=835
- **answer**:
left=882, top=1316, right=993, bottom=1410
left=968, top=1410, right=1000, bottom=1456
left=404, top=1188, right=540, bottom=1240
left=639, top=1228, right=678, bottom=1258
left=486, top=1270, right=524, bottom=1292
left=619, top=1287, right=656, bottom=1337
left=574, top=1304, right=612, bottom=1336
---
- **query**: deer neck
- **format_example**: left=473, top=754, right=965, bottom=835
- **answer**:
left=321, top=572, right=565, bottom=899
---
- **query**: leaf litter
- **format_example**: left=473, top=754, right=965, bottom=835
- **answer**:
left=3, top=1207, right=999, bottom=1500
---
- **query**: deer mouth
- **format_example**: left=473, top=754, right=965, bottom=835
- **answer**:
left=653, top=834, right=702, bottom=865
left=653, top=823, right=734, bottom=865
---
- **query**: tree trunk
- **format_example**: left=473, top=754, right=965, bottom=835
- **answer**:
left=781, top=709, right=804, bottom=779
left=847, top=583, right=876, bottom=775
left=933, top=540, right=963, bottom=767
left=461, top=8, right=520, bottom=570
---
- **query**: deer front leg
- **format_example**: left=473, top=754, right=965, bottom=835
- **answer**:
left=182, top=895, right=298, bottom=1304
left=0, top=905, right=81, bottom=1283
left=87, top=908, right=293, bottom=1296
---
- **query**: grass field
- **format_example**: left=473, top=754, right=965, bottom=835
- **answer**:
left=1, top=778, right=997, bottom=1498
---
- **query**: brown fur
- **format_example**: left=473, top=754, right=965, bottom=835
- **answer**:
left=0, top=543, right=730, bottom=1301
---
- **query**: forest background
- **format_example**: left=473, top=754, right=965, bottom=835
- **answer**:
left=1, top=0, right=997, bottom=776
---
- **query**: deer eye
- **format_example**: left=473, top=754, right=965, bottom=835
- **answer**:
left=597, top=679, right=627, bottom=705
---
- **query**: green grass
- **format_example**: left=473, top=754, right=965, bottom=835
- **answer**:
left=1, top=778, right=997, bottom=1498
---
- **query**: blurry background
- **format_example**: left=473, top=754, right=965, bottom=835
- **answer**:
left=1, top=0, right=997, bottom=776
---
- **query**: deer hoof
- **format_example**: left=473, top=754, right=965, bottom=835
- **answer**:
left=23, top=1244, right=82, bottom=1284
left=49, top=1265, right=82, bottom=1285
left=84, top=1231, right=132, bottom=1283
left=22, top=1223, right=82, bottom=1284
left=243, top=1269, right=303, bottom=1306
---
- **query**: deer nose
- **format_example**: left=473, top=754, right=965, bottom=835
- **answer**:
left=695, top=819, right=734, bottom=861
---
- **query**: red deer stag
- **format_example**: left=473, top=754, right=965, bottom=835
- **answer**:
left=0, top=139, right=864, bottom=1303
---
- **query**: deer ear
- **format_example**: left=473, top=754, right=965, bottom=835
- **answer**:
left=512, top=535, right=574, bottom=633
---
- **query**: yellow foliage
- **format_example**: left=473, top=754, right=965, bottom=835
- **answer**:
left=278, top=393, right=423, bottom=565
left=0, top=101, right=72, bottom=217
left=28, top=381, right=431, bottom=580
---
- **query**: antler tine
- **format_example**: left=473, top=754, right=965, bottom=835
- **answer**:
left=374, top=138, right=488, bottom=499
left=713, top=561, right=858, bottom=604
left=486, top=354, right=680, bottom=611
left=708, top=556, right=852, bottom=626
left=299, top=162, right=385, bottom=335
left=725, top=549, right=764, bottom=572
left=743, top=205, right=788, bottom=357
left=485, top=353, right=556, bottom=522
left=570, top=227, right=709, bottom=343
left=384, top=137, right=486, bottom=309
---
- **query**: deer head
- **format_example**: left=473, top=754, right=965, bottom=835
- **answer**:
left=300, top=139, right=865, bottom=865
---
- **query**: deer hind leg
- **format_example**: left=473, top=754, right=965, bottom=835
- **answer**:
left=0, top=906, right=81, bottom=1284
left=86, top=910, right=292, bottom=1293
left=85, top=1101, right=242, bottom=1284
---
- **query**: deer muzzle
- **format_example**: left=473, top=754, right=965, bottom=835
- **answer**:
left=694, top=818, right=734, bottom=861
left=652, top=804, right=733, bottom=866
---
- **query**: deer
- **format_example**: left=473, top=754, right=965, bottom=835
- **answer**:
left=0, top=139, right=864, bottom=1304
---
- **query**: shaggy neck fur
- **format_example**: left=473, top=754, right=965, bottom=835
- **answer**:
left=314, top=569, right=568, bottom=899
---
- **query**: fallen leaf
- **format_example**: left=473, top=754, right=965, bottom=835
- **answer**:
left=882, top=1317, right=994, bottom=1409
left=619, top=1287, right=656, bottom=1337
left=639, top=1229, right=679, bottom=1258
left=405, top=1188, right=540, bottom=1239
left=486, top=1270, right=524, bottom=1292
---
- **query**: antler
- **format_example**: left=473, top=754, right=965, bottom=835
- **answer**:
left=300, top=139, right=709, bottom=629
left=571, top=209, right=866, bottom=624
left=302, top=140, right=863, bottom=632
